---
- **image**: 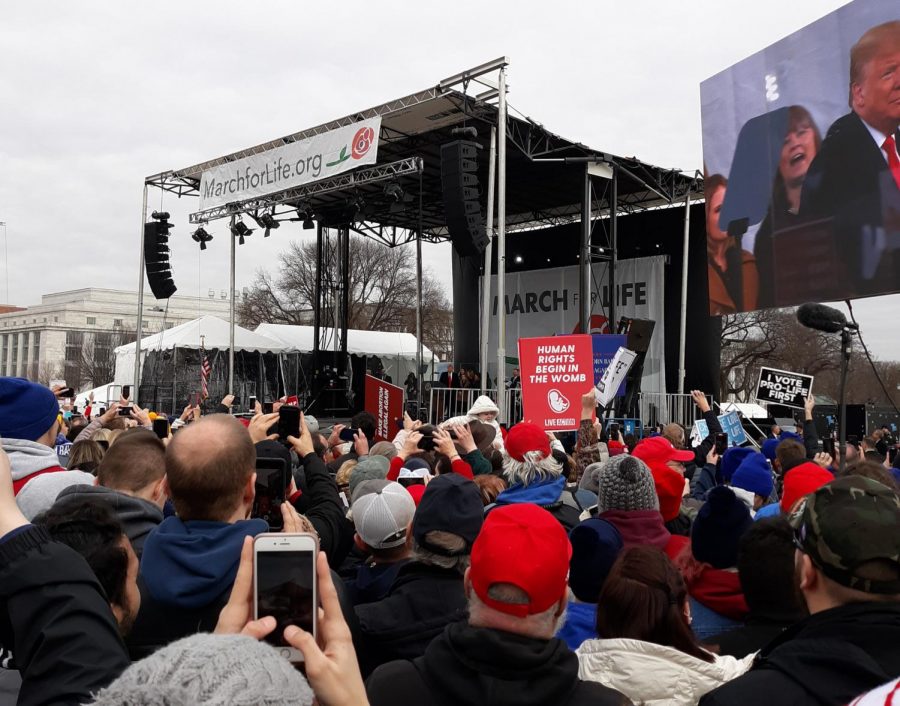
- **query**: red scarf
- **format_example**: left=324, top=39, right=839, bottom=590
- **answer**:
left=689, top=566, right=749, bottom=620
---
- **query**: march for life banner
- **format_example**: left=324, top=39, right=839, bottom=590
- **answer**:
left=199, top=117, right=382, bottom=211
left=484, top=256, right=666, bottom=395
left=364, top=374, right=404, bottom=441
left=518, top=334, right=594, bottom=432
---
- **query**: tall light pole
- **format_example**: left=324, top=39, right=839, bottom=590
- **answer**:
left=0, top=222, right=7, bottom=304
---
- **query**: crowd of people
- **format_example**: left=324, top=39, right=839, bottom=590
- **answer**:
left=1, top=373, right=900, bottom=705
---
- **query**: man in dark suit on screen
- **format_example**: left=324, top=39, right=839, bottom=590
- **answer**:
left=800, top=21, right=900, bottom=235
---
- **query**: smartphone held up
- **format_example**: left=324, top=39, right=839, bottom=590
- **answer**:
left=253, top=533, right=318, bottom=662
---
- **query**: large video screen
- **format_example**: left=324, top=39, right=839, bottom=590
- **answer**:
left=700, top=0, right=899, bottom=315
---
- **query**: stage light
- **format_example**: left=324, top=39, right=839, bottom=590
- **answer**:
left=384, top=183, right=403, bottom=201
left=303, top=215, right=315, bottom=230
left=514, top=255, right=523, bottom=264
left=191, top=227, right=213, bottom=251
left=251, top=211, right=281, bottom=237
left=230, top=219, right=253, bottom=245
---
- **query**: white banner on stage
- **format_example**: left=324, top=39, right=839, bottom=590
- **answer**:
left=199, top=117, right=382, bottom=211
left=484, top=255, right=667, bottom=395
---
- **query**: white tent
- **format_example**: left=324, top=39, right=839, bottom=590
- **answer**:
left=255, top=323, right=435, bottom=384
left=114, top=315, right=285, bottom=385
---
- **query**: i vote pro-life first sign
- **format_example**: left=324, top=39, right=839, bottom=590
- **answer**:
left=755, top=367, right=814, bottom=410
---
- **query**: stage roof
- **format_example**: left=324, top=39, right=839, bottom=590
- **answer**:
left=147, top=59, right=703, bottom=247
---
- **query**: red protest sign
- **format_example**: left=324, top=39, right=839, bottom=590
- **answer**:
left=364, top=374, right=405, bottom=441
left=518, top=334, right=594, bottom=431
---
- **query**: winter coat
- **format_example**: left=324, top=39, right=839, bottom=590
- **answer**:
left=557, top=601, right=598, bottom=650
left=289, top=452, right=354, bottom=567
left=344, top=559, right=410, bottom=606
left=125, top=516, right=268, bottom=659
left=354, top=561, right=468, bottom=677
left=705, top=616, right=798, bottom=658
left=700, top=602, right=900, bottom=706
left=2, top=438, right=65, bottom=495
left=55, top=483, right=163, bottom=557
left=578, top=637, right=754, bottom=706
left=0, top=525, right=130, bottom=706
left=493, top=476, right=583, bottom=532
left=367, top=621, right=631, bottom=706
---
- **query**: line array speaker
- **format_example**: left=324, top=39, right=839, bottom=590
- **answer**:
left=144, top=215, right=177, bottom=300
left=440, top=140, right=488, bottom=256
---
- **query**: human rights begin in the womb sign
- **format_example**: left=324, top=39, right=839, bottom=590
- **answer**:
left=518, top=334, right=594, bottom=431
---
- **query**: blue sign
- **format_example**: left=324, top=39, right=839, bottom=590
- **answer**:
left=693, top=412, right=748, bottom=447
left=719, top=411, right=748, bottom=446
left=592, top=334, right=628, bottom=396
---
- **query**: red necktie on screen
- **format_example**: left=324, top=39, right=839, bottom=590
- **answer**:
left=883, top=134, right=900, bottom=191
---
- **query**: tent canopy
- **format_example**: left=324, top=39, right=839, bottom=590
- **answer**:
left=255, top=323, right=433, bottom=361
left=116, top=315, right=285, bottom=355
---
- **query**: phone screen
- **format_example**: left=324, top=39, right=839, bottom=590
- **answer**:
left=339, top=427, right=360, bottom=443
left=278, top=406, right=301, bottom=441
left=262, top=401, right=274, bottom=414
left=256, top=549, right=316, bottom=645
left=823, top=437, right=836, bottom=456
left=249, top=396, right=257, bottom=411
left=253, top=459, right=289, bottom=530
left=152, top=417, right=170, bottom=439
left=122, top=385, right=131, bottom=400
left=118, top=405, right=133, bottom=417
left=715, top=432, right=729, bottom=455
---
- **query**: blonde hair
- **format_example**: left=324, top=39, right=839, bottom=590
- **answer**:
left=849, top=21, right=900, bottom=106
left=92, top=428, right=123, bottom=447
left=335, top=459, right=358, bottom=489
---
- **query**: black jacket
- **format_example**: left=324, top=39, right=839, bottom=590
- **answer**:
left=800, top=113, right=900, bottom=296
left=687, top=409, right=723, bottom=480
left=354, top=561, right=468, bottom=677
left=704, top=615, right=798, bottom=658
left=700, top=602, right=900, bottom=706
left=0, top=525, right=129, bottom=706
left=290, top=452, right=353, bottom=567
left=366, top=621, right=631, bottom=706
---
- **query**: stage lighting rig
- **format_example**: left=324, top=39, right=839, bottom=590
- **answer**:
left=230, top=219, right=253, bottom=245
left=251, top=211, right=281, bottom=237
left=292, top=204, right=316, bottom=230
left=191, top=226, right=213, bottom=251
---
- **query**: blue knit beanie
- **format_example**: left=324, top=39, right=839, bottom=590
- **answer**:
left=761, top=438, right=779, bottom=462
left=0, top=377, right=59, bottom=442
left=568, top=519, right=624, bottom=603
left=691, top=486, right=753, bottom=569
left=731, top=452, right=774, bottom=498
left=720, top=446, right=755, bottom=482
left=779, top=431, right=802, bottom=442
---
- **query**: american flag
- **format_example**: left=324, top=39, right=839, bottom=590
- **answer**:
left=200, top=354, right=211, bottom=400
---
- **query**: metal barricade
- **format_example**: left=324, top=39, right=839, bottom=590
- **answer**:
left=638, top=392, right=713, bottom=429
left=424, top=387, right=523, bottom=425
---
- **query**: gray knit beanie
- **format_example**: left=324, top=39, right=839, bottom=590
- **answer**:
left=348, top=455, right=390, bottom=497
left=91, top=634, right=314, bottom=705
left=595, top=455, right=660, bottom=514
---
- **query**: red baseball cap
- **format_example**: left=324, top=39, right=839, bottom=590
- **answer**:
left=781, top=462, right=833, bottom=512
left=470, top=503, right=571, bottom=618
left=505, top=422, right=550, bottom=462
left=632, top=436, right=695, bottom=465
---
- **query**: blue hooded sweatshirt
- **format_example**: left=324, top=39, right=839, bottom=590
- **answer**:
left=140, top=516, right=268, bottom=609
left=557, top=601, right=598, bottom=650
left=495, top=476, right=566, bottom=507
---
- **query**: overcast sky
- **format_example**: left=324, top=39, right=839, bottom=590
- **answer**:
left=1, top=0, right=896, bottom=359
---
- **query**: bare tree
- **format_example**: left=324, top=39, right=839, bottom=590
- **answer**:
left=76, top=329, right=136, bottom=389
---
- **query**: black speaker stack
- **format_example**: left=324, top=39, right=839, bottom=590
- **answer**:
left=144, top=211, right=177, bottom=300
left=440, top=140, right=488, bottom=256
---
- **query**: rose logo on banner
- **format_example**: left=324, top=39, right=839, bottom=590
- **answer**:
left=352, top=126, right=375, bottom=160
left=548, top=389, right=570, bottom=413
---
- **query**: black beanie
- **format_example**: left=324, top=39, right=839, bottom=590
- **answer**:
left=691, top=486, right=753, bottom=569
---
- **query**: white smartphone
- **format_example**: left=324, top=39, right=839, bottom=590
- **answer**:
left=253, top=533, right=318, bottom=662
